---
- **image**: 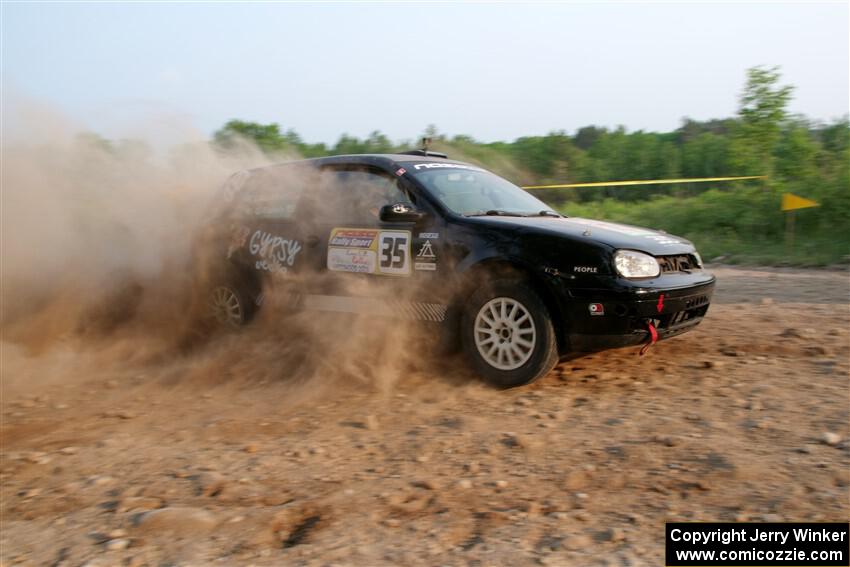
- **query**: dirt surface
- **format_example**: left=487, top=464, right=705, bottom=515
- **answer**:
left=1, top=266, right=848, bottom=567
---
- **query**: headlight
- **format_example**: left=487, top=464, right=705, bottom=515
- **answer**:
left=692, top=252, right=703, bottom=268
left=614, top=250, right=660, bottom=278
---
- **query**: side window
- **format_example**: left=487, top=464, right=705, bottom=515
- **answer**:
left=239, top=166, right=312, bottom=220
left=315, top=168, right=411, bottom=224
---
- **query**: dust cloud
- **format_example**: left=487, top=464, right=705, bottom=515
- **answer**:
left=1, top=102, right=436, bottom=404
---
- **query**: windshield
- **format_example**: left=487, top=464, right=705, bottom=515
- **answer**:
left=409, top=165, right=558, bottom=217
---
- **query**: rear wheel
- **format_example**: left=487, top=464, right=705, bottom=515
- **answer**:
left=207, top=281, right=256, bottom=329
left=461, top=280, right=558, bottom=388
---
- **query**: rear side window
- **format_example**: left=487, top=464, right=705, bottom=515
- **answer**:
left=239, top=165, right=315, bottom=220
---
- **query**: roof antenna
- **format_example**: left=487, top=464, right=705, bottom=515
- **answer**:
left=399, top=138, right=447, bottom=159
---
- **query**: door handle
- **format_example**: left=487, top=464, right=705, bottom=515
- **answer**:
left=305, top=235, right=320, bottom=248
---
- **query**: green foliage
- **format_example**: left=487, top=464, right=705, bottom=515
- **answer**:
left=681, top=132, right=730, bottom=178
left=214, top=119, right=293, bottom=154
left=509, top=131, right=576, bottom=182
left=331, top=130, right=396, bottom=155
left=775, top=121, right=819, bottom=180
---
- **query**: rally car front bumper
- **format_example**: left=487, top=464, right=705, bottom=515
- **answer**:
left=557, top=274, right=716, bottom=352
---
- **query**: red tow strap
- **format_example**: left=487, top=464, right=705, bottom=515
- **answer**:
left=639, top=321, right=658, bottom=356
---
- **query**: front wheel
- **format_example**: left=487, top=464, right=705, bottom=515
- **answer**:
left=461, top=280, right=558, bottom=388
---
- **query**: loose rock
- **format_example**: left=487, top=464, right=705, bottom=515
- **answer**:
left=105, top=538, right=131, bottom=551
left=133, top=507, right=218, bottom=536
left=120, top=497, right=163, bottom=512
left=821, top=432, right=841, bottom=446
left=563, top=534, right=593, bottom=550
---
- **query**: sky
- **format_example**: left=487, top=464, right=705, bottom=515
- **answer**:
left=2, top=1, right=849, bottom=145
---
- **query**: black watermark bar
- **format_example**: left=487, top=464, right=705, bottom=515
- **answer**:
left=666, top=523, right=849, bottom=566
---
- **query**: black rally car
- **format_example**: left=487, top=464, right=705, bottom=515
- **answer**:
left=203, top=152, right=715, bottom=387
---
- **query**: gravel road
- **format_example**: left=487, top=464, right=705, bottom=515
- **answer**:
left=2, top=266, right=848, bottom=567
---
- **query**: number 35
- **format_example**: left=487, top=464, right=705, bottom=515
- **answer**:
left=379, top=233, right=409, bottom=274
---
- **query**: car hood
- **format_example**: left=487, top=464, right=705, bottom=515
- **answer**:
left=468, top=216, right=696, bottom=256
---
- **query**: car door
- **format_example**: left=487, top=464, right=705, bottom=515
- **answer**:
left=294, top=164, right=445, bottom=298
left=395, top=174, right=448, bottom=292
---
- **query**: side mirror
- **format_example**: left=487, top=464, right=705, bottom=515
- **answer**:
left=379, top=203, right=427, bottom=223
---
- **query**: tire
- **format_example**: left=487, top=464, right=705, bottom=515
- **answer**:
left=207, top=279, right=257, bottom=329
left=461, top=279, right=558, bottom=388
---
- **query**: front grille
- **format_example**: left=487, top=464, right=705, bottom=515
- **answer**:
left=684, top=295, right=709, bottom=309
left=657, top=254, right=699, bottom=273
left=651, top=304, right=710, bottom=330
left=667, top=307, right=702, bottom=327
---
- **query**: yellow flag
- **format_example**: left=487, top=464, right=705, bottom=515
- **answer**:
left=781, top=193, right=820, bottom=211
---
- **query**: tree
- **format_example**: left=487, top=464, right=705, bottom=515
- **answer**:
left=365, top=130, right=394, bottom=153
left=815, top=118, right=849, bottom=156
left=332, top=134, right=366, bottom=155
left=573, top=126, right=605, bottom=151
left=775, top=120, right=819, bottom=180
left=681, top=132, right=730, bottom=178
left=213, top=120, right=290, bottom=154
left=510, top=132, right=576, bottom=181
left=730, top=66, right=794, bottom=176
left=676, top=118, right=732, bottom=144
left=422, top=124, right=441, bottom=144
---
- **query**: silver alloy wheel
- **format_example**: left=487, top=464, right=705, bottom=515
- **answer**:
left=209, top=286, right=243, bottom=327
left=474, top=297, right=536, bottom=370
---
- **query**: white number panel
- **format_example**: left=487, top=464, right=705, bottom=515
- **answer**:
left=377, top=231, right=411, bottom=276
left=327, top=228, right=411, bottom=277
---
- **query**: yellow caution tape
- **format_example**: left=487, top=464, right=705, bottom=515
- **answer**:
left=522, top=175, right=766, bottom=190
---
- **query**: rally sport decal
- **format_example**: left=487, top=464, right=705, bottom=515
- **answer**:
left=327, top=228, right=412, bottom=276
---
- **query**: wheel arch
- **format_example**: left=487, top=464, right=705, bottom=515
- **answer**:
left=455, top=257, right=570, bottom=355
